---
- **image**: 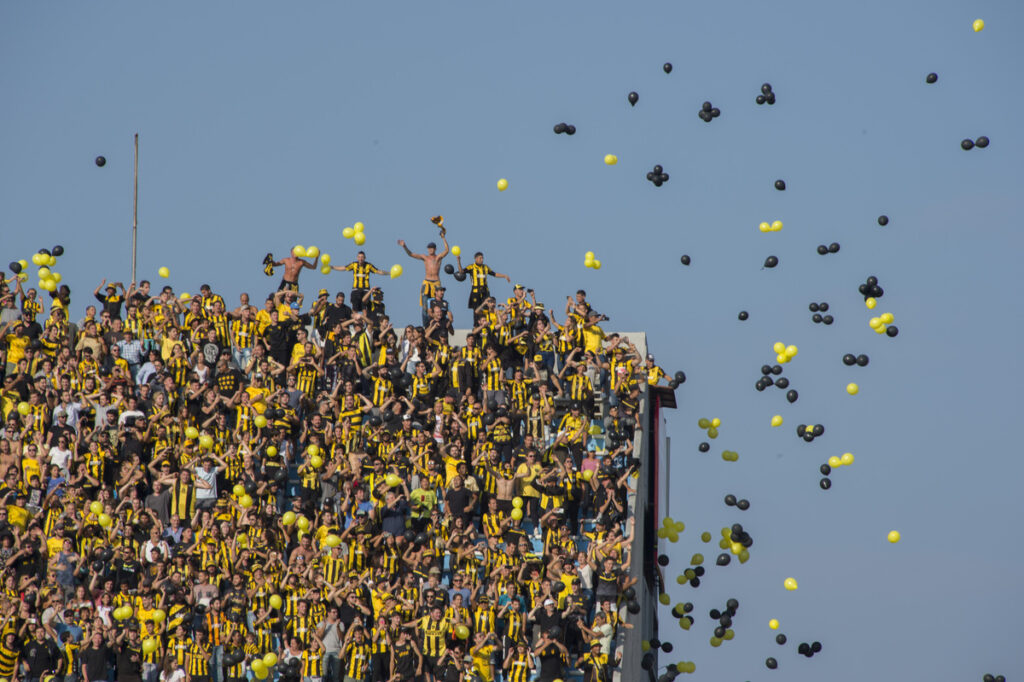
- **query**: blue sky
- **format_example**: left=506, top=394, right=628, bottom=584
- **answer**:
left=2, top=1, right=1022, bottom=679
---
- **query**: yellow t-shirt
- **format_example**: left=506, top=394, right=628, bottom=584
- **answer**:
left=7, top=505, right=29, bottom=530
left=472, top=644, right=496, bottom=682
left=516, top=463, right=541, bottom=498
left=3, top=334, right=29, bottom=366
left=21, top=457, right=41, bottom=486
left=581, top=324, right=605, bottom=355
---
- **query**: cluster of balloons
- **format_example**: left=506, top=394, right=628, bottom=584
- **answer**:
left=961, top=136, right=990, bottom=150
left=982, top=675, right=1007, bottom=682
left=341, top=222, right=367, bottom=245
left=772, top=341, right=798, bottom=365
left=816, top=242, right=840, bottom=255
left=724, top=494, right=750, bottom=510
left=755, top=363, right=798, bottom=402
left=759, top=220, right=784, bottom=233
left=646, top=163, right=670, bottom=187
left=112, top=605, right=135, bottom=621
left=11, top=246, right=67, bottom=291
left=552, top=122, right=577, bottom=135
left=809, top=301, right=834, bottom=325
left=247, top=652, right=282, bottom=680
left=697, top=101, right=721, bottom=123
left=796, top=423, right=825, bottom=443
left=868, top=311, right=898, bottom=337
left=819, top=452, right=855, bottom=489
left=667, top=370, right=686, bottom=390
left=720, top=524, right=752, bottom=563
left=583, top=251, right=603, bottom=270
left=697, top=417, right=721, bottom=439
left=658, top=516, right=686, bottom=543
left=755, top=82, right=777, bottom=105
left=842, top=353, right=870, bottom=367
left=858, top=275, right=885, bottom=301
left=721, top=450, right=739, bottom=462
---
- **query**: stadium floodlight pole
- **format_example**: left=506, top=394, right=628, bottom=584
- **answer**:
left=131, top=133, right=139, bottom=284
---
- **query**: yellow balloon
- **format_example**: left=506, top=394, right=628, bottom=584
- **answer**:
left=869, top=317, right=882, bottom=328
left=973, top=18, right=984, bottom=32
left=496, top=178, right=509, bottom=191
left=773, top=342, right=785, bottom=354
left=239, top=494, right=253, bottom=508
left=771, top=220, right=783, bottom=231
left=198, top=434, right=214, bottom=450
left=887, top=530, right=901, bottom=543
left=874, top=324, right=887, bottom=334
left=51, top=272, right=62, bottom=283
left=385, top=473, right=402, bottom=488
left=293, top=245, right=307, bottom=258
left=40, top=278, right=56, bottom=292
left=38, top=267, right=51, bottom=279
left=390, top=264, right=403, bottom=279
left=232, top=484, right=245, bottom=497
left=784, top=577, right=798, bottom=591
left=342, top=227, right=354, bottom=239
left=98, top=513, right=112, bottom=528
left=785, top=345, right=798, bottom=358
left=582, top=470, right=593, bottom=481
left=305, top=246, right=320, bottom=259
left=19, top=258, right=29, bottom=269
left=455, top=624, right=470, bottom=639
left=282, top=511, right=296, bottom=526
left=254, top=415, right=267, bottom=428
left=846, top=382, right=859, bottom=395
left=880, top=312, right=894, bottom=324
left=512, top=497, right=523, bottom=508
left=658, top=593, right=670, bottom=605
left=828, top=455, right=842, bottom=468
left=604, top=154, right=618, bottom=166
left=510, top=508, right=523, bottom=521
left=840, top=452, right=854, bottom=466
left=308, top=445, right=320, bottom=457
left=710, top=418, right=721, bottom=428
left=251, top=660, right=267, bottom=675
left=310, top=455, right=323, bottom=469
left=354, top=232, right=366, bottom=246
left=584, top=258, right=594, bottom=268
left=142, top=638, right=159, bottom=655
left=769, top=619, right=779, bottom=630
left=180, top=292, right=190, bottom=300
left=320, top=253, right=331, bottom=265
left=353, top=222, right=365, bottom=233
left=320, top=265, right=331, bottom=275
left=296, top=516, right=310, bottom=531
left=730, top=542, right=743, bottom=555
left=152, top=609, right=166, bottom=623
left=263, top=653, right=278, bottom=668
left=865, top=297, right=877, bottom=309
left=269, top=594, right=283, bottom=609
left=584, top=251, right=595, bottom=261
left=266, top=445, right=278, bottom=457
left=89, top=501, right=103, bottom=515
left=771, top=415, right=783, bottom=427
left=324, top=534, right=341, bottom=548
left=47, top=255, right=57, bottom=267
left=185, top=426, right=199, bottom=440
left=31, top=254, right=44, bottom=266
left=451, top=246, right=461, bottom=256
left=592, top=260, right=602, bottom=270
left=759, top=222, right=770, bottom=233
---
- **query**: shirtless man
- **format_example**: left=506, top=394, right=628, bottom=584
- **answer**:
left=397, top=232, right=450, bottom=316
left=271, top=249, right=319, bottom=292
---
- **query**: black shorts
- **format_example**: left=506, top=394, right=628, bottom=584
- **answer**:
left=468, top=287, right=489, bottom=309
left=351, top=288, right=369, bottom=312
left=278, top=279, right=298, bottom=292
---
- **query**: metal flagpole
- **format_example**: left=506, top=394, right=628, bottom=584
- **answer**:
left=131, top=133, right=139, bottom=284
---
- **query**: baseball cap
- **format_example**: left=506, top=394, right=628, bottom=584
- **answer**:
left=543, top=599, right=555, bottom=606
left=427, top=242, right=437, bottom=249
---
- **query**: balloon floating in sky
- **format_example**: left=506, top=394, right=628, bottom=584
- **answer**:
left=680, top=254, right=691, bottom=266
left=820, top=477, right=832, bottom=490
left=975, top=136, right=990, bottom=148
left=95, top=156, right=106, bottom=167
left=887, top=530, right=901, bottom=543
left=158, top=267, right=170, bottom=278
left=846, top=383, right=859, bottom=395
left=765, top=657, right=778, bottom=669
left=552, top=122, right=576, bottom=135
left=926, top=72, right=938, bottom=84
left=771, top=415, right=783, bottom=427
left=877, top=215, right=889, bottom=226
left=628, top=91, right=639, bottom=106
left=769, top=619, right=779, bottom=630
left=604, top=154, right=618, bottom=166
left=784, top=577, right=798, bottom=591
left=738, top=310, right=749, bottom=321
left=961, top=138, right=975, bottom=150
left=763, top=255, right=779, bottom=268
left=973, top=18, right=984, bottom=32
left=774, top=179, right=786, bottom=190
left=663, top=62, right=673, bottom=74
left=496, top=178, right=508, bottom=191
left=698, top=100, right=721, bottom=123
left=646, top=163, right=670, bottom=187
left=756, top=82, right=777, bottom=105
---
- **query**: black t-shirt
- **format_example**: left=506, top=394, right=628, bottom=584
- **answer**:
left=445, top=488, right=472, bottom=522
left=81, top=644, right=112, bottom=681
left=23, top=637, right=59, bottom=675
left=535, top=608, right=563, bottom=636
left=537, top=644, right=563, bottom=682
left=324, top=303, right=352, bottom=330
left=215, top=368, right=244, bottom=397
left=116, top=642, right=143, bottom=682
left=201, top=340, right=226, bottom=367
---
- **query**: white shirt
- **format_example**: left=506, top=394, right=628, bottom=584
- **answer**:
left=48, top=445, right=73, bottom=474
left=194, top=465, right=219, bottom=500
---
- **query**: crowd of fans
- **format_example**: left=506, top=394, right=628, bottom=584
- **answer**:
left=0, top=236, right=668, bottom=682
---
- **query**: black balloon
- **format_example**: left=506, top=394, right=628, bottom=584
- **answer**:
left=870, top=285, right=883, bottom=297
left=95, top=156, right=106, bottom=167
left=699, top=442, right=709, bottom=452
left=711, top=108, right=721, bottom=118
left=698, top=111, right=711, bottom=122
left=798, top=643, right=810, bottom=655
left=766, top=657, right=778, bottom=669
left=775, top=179, right=786, bottom=190
left=820, top=477, right=832, bottom=490
left=646, top=172, right=655, bottom=181
left=554, top=123, right=567, bottom=134
left=886, top=325, right=899, bottom=337
left=444, top=264, right=455, bottom=275
left=716, top=553, right=731, bottom=566
left=8, top=262, right=20, bottom=274
left=453, top=271, right=466, bottom=282
left=628, top=91, right=639, bottom=106
left=653, top=164, right=663, bottom=174
left=764, top=255, right=779, bottom=268
left=623, top=587, right=637, bottom=600
left=983, top=676, right=995, bottom=682
left=776, top=634, right=787, bottom=645
left=843, top=354, right=856, bottom=366
left=660, top=173, right=669, bottom=182
left=683, top=602, right=694, bottom=613
left=627, top=601, right=641, bottom=614
left=813, top=424, right=824, bottom=436
left=856, top=354, right=869, bottom=366
left=787, top=390, right=798, bottom=403
left=726, top=598, right=738, bottom=610
left=820, top=463, right=831, bottom=475
left=878, top=215, right=889, bottom=226
left=975, top=136, right=989, bottom=148
left=775, top=377, right=789, bottom=389
left=689, top=577, right=700, bottom=587
left=661, top=642, right=673, bottom=653
left=811, top=642, right=822, bottom=652
left=812, top=314, right=823, bottom=323
left=657, top=554, right=670, bottom=566
left=756, top=94, right=766, bottom=105
left=667, top=379, right=679, bottom=389
left=766, top=92, right=776, bottom=104
left=771, top=365, right=783, bottom=375
left=819, top=302, right=829, bottom=311
left=809, top=303, right=819, bottom=312
left=817, top=245, right=829, bottom=255
left=714, top=626, right=726, bottom=638
left=52, top=245, right=64, bottom=257
left=566, top=125, right=576, bottom=135
left=702, top=101, right=712, bottom=113
left=738, top=311, right=749, bottom=321
left=709, top=608, right=721, bottom=619
left=866, top=276, right=878, bottom=286
left=761, top=364, right=773, bottom=375
left=694, top=566, right=705, bottom=576
left=926, top=72, right=938, bottom=84
left=961, top=138, right=974, bottom=150
left=829, top=242, right=840, bottom=253
left=724, top=494, right=737, bottom=506
left=823, top=315, right=834, bottom=325
left=663, top=62, right=673, bottom=74
left=736, top=498, right=750, bottom=510
left=761, top=83, right=772, bottom=94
